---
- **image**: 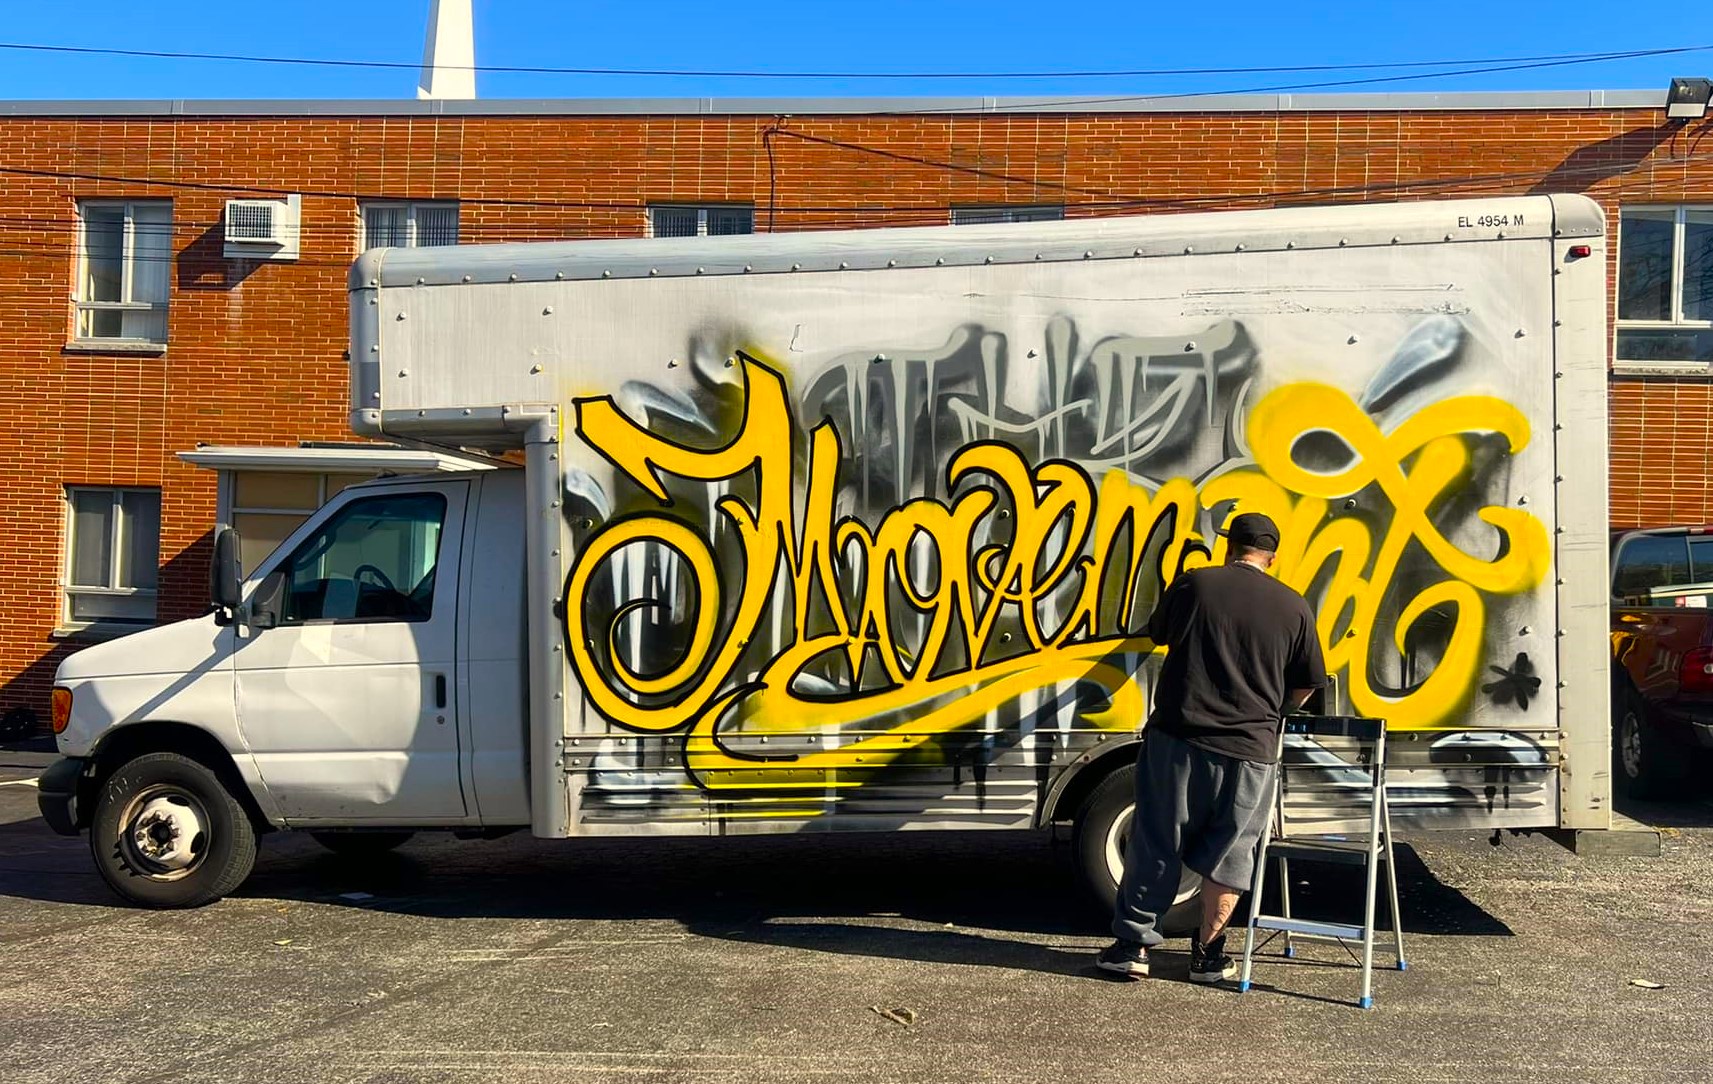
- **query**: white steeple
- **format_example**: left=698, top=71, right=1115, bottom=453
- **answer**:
left=418, top=0, right=476, bottom=100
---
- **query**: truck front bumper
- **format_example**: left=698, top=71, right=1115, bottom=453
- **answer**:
left=35, top=757, right=87, bottom=836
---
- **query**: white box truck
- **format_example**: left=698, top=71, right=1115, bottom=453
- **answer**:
left=40, top=194, right=1615, bottom=916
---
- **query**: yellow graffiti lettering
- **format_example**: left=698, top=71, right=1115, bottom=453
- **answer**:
left=564, top=355, right=1552, bottom=795
left=1245, top=382, right=1551, bottom=728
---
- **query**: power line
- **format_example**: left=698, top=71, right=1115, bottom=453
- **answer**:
left=0, top=147, right=1693, bottom=260
left=0, top=40, right=1707, bottom=80
left=2, top=112, right=1691, bottom=216
left=887, top=48, right=1713, bottom=113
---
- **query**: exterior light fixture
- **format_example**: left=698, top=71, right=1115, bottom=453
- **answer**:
left=1665, top=77, right=1712, bottom=120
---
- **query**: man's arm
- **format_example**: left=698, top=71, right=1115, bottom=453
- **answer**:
left=1146, top=575, right=1187, bottom=644
left=1284, top=609, right=1329, bottom=713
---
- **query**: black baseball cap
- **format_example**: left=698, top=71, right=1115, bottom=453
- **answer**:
left=1220, top=511, right=1281, bottom=552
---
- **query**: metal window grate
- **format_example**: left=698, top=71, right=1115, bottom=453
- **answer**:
left=652, top=207, right=700, bottom=238
left=226, top=202, right=275, bottom=240
left=416, top=205, right=459, bottom=247
left=708, top=207, right=754, bottom=235
left=364, top=205, right=408, bottom=250
left=363, top=203, right=458, bottom=250
left=951, top=205, right=1066, bottom=226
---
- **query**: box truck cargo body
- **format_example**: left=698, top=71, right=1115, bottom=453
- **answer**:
left=41, top=195, right=1613, bottom=910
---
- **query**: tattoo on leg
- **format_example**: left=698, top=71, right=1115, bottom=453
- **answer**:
left=1200, top=881, right=1242, bottom=943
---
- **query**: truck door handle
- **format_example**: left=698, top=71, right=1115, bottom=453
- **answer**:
left=434, top=674, right=447, bottom=709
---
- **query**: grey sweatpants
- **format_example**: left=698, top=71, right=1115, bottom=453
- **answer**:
left=1111, top=728, right=1276, bottom=945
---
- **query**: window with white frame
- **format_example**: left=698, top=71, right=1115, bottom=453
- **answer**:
left=360, top=202, right=460, bottom=250
left=64, top=487, right=161, bottom=626
left=75, top=200, right=172, bottom=344
left=1617, top=205, right=1713, bottom=368
left=649, top=204, right=754, bottom=238
left=225, top=470, right=375, bottom=576
left=950, top=205, right=1065, bottom=226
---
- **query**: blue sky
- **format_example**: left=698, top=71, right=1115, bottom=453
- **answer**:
left=0, top=0, right=1705, bottom=101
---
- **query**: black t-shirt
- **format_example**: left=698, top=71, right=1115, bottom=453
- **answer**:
left=1145, top=562, right=1328, bottom=764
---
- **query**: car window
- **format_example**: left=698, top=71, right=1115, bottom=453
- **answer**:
left=278, top=493, right=446, bottom=624
left=1612, top=534, right=1691, bottom=601
left=1690, top=538, right=1713, bottom=583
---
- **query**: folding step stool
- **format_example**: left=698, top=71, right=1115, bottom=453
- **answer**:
left=1238, top=715, right=1406, bottom=1009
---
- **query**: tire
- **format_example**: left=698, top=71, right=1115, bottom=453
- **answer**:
left=90, top=751, right=258, bottom=909
left=1071, top=763, right=1203, bottom=936
left=1613, top=688, right=1690, bottom=800
left=311, top=831, right=415, bottom=856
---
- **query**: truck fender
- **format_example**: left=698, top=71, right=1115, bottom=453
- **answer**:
left=1038, top=737, right=1143, bottom=827
left=84, top=721, right=280, bottom=832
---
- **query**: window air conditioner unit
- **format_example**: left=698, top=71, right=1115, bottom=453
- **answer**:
left=223, top=194, right=301, bottom=261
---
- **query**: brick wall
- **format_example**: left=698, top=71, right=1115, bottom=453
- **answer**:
left=1, top=104, right=1711, bottom=719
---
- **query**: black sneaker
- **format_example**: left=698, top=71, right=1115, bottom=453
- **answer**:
left=1095, top=938, right=1150, bottom=979
left=1189, top=934, right=1236, bottom=984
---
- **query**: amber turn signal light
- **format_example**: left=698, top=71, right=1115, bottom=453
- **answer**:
left=50, top=687, right=72, bottom=734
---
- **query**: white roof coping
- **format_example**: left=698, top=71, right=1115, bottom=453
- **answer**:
left=178, top=445, right=497, bottom=473
left=0, top=88, right=1669, bottom=118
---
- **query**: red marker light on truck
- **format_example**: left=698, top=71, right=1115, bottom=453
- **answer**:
left=1680, top=647, right=1713, bottom=693
left=50, top=687, right=71, bottom=734
left=1567, top=244, right=1592, bottom=259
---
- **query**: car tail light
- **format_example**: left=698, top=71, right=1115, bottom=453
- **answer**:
left=50, top=687, right=72, bottom=734
left=1681, top=648, right=1713, bottom=693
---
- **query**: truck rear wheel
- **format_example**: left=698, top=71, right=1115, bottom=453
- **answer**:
left=1614, top=688, right=1689, bottom=799
left=1072, top=763, right=1202, bottom=936
left=90, top=752, right=258, bottom=909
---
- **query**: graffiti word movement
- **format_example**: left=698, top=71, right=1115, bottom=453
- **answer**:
left=564, top=355, right=1549, bottom=788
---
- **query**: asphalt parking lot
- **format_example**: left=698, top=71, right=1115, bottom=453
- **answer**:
left=2, top=744, right=1709, bottom=1084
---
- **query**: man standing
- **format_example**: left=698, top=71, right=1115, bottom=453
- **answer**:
left=1096, top=512, right=1327, bottom=982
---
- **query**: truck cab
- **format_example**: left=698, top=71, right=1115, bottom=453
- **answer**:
left=39, top=470, right=529, bottom=906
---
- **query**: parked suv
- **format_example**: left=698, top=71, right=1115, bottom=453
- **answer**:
left=1610, top=527, right=1713, bottom=796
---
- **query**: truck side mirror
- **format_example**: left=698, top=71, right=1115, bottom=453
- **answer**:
left=210, top=526, right=242, bottom=621
left=248, top=570, right=287, bottom=631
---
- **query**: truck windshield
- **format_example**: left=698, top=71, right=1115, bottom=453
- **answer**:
left=276, top=493, right=446, bottom=623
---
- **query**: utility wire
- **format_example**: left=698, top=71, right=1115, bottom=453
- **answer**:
left=0, top=40, right=1706, bottom=80
left=886, top=49, right=1713, bottom=113
left=2, top=99, right=1694, bottom=212
left=0, top=148, right=1692, bottom=263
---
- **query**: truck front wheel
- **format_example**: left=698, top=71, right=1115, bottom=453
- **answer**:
left=90, top=752, right=259, bottom=908
left=1072, top=764, right=1202, bottom=936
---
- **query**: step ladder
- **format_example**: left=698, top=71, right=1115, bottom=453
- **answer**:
left=1238, top=715, right=1406, bottom=1009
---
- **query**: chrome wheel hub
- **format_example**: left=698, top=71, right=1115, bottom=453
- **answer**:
left=1620, top=713, right=1643, bottom=779
left=124, top=790, right=209, bottom=877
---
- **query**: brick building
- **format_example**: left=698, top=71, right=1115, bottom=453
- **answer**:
left=0, top=89, right=1710, bottom=727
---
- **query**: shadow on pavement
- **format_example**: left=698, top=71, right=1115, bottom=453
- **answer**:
left=1616, top=795, right=1713, bottom=830
left=0, top=798, right=1515, bottom=974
